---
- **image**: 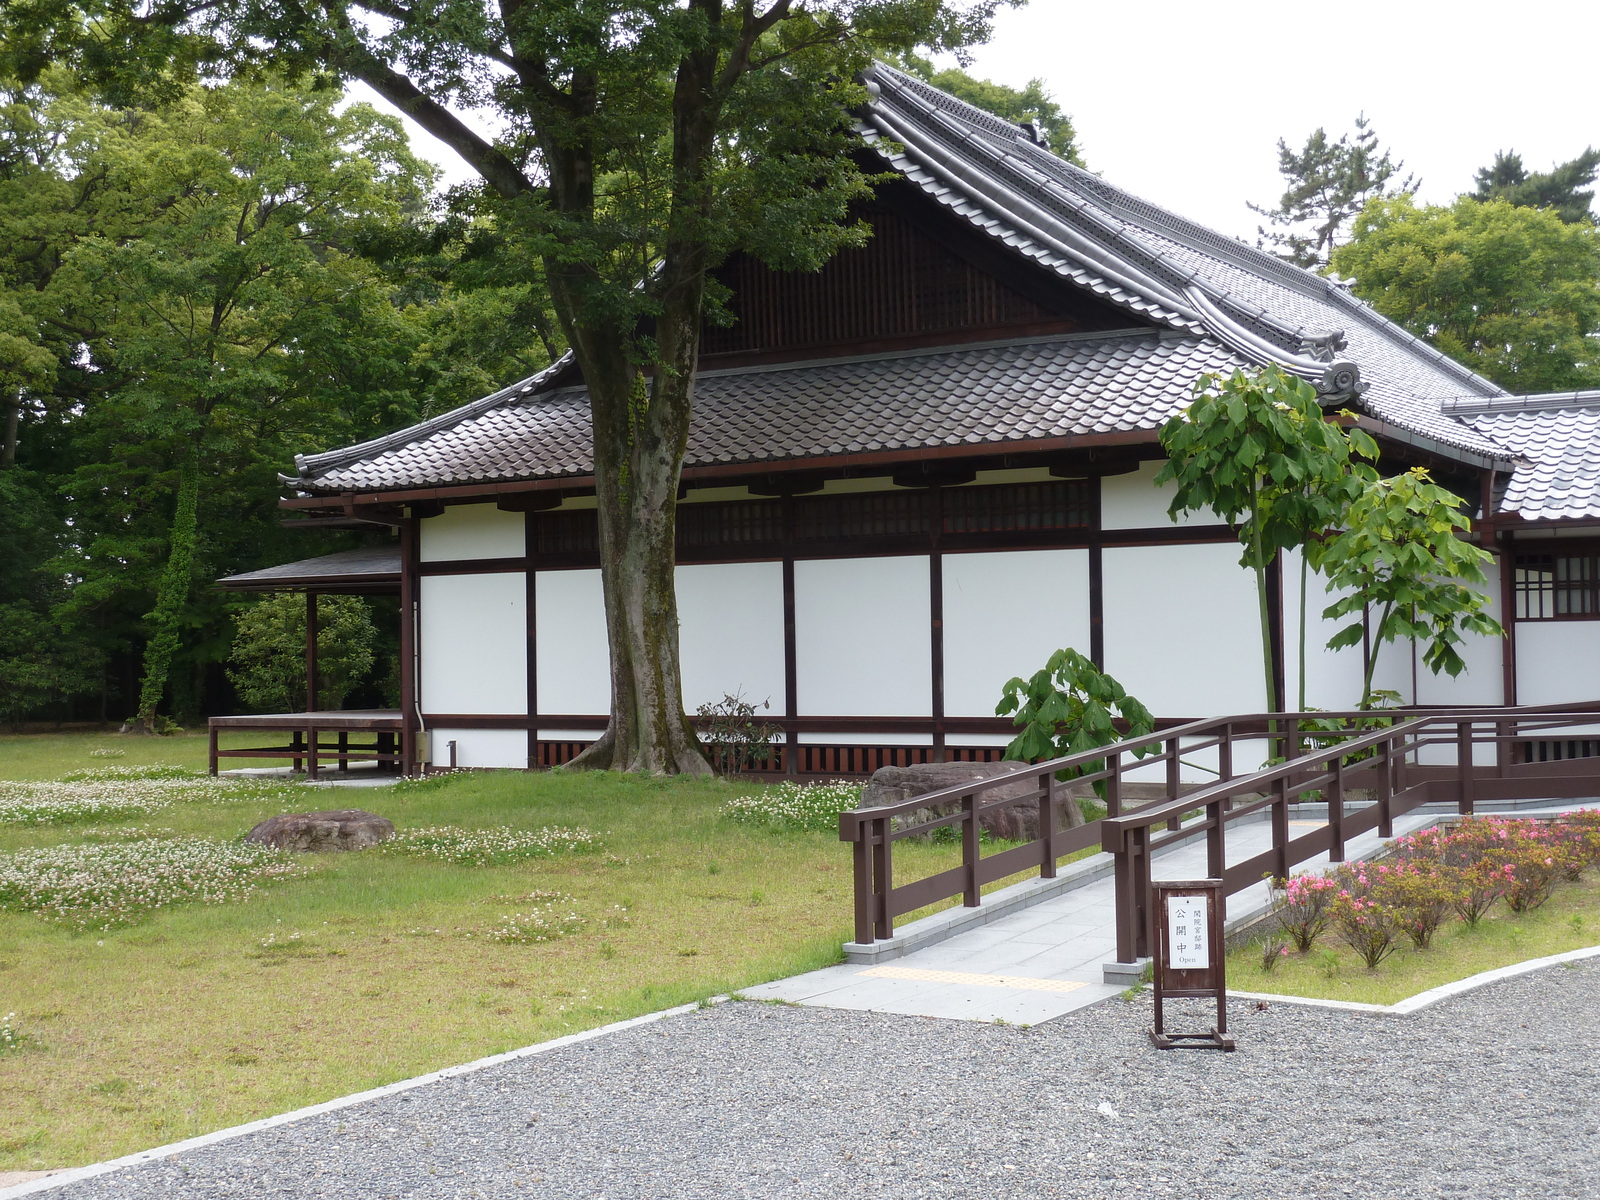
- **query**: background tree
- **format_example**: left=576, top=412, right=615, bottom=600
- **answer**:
left=228, top=595, right=378, bottom=713
left=1250, top=114, right=1414, bottom=269
left=1156, top=367, right=1378, bottom=716
left=1318, top=468, right=1503, bottom=709
left=7, top=0, right=1010, bottom=771
left=900, top=54, right=1082, bottom=163
left=1474, top=148, right=1599, bottom=225
left=1333, top=195, right=1600, bottom=393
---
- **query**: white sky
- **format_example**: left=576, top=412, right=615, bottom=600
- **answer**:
left=362, top=0, right=1600, bottom=243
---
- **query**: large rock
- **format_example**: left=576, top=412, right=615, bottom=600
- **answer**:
left=245, top=809, right=394, bottom=852
left=860, top=761, right=1081, bottom=842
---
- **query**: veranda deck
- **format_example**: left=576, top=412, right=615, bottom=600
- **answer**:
left=207, top=710, right=404, bottom=780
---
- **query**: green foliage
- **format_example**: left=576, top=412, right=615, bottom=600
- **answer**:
left=1156, top=366, right=1378, bottom=711
left=1318, top=468, right=1504, bottom=708
left=1250, top=113, right=1414, bottom=268
left=227, top=594, right=379, bottom=714
left=1333, top=194, right=1600, bottom=393
left=693, top=691, right=783, bottom=776
left=995, top=648, right=1154, bottom=792
left=1473, top=147, right=1599, bottom=225
left=900, top=54, right=1082, bottom=164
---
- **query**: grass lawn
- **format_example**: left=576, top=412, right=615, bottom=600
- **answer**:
left=0, top=729, right=295, bottom=780
left=0, top=745, right=994, bottom=1172
left=1230, top=874, right=1600, bottom=1006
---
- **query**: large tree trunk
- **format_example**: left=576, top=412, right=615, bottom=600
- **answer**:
left=134, top=455, right=200, bottom=733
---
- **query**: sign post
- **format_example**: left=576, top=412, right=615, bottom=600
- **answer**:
left=1149, top=878, right=1233, bottom=1051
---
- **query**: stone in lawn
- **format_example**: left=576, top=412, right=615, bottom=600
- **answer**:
left=859, top=761, right=1084, bottom=841
left=245, top=809, right=395, bottom=852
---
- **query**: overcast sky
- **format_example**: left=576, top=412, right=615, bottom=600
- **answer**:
left=364, top=0, right=1600, bottom=244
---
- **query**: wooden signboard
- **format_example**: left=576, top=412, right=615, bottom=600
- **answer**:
left=1149, top=878, right=1234, bottom=1051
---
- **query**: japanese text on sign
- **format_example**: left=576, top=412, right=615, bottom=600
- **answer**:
left=1166, top=894, right=1209, bottom=970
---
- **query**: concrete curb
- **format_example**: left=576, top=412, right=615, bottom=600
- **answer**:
left=1229, top=943, right=1600, bottom=1015
left=0, top=997, right=729, bottom=1200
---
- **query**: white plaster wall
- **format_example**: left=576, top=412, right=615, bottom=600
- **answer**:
left=942, top=549, right=1092, bottom=718
left=1517, top=621, right=1600, bottom=705
left=419, top=503, right=526, bottom=562
left=1100, top=461, right=1222, bottom=531
left=794, top=556, right=931, bottom=717
left=675, top=561, right=785, bottom=713
left=428, top=728, right=527, bottom=769
left=534, top=569, right=610, bottom=715
left=1415, top=561, right=1505, bottom=706
left=419, top=573, right=526, bottom=714
left=1285, top=547, right=1373, bottom=711
left=1102, top=542, right=1266, bottom=717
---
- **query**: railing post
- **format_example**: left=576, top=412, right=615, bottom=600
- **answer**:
left=1377, top=736, right=1394, bottom=839
left=1328, top=755, right=1345, bottom=863
left=1164, top=737, right=1182, bottom=831
left=208, top=724, right=219, bottom=777
left=1105, top=752, right=1122, bottom=818
left=871, top=815, right=894, bottom=940
left=1039, top=772, right=1058, bottom=879
left=1457, top=720, right=1475, bottom=815
left=1218, top=724, right=1234, bottom=811
left=1496, top=719, right=1511, bottom=778
left=1111, top=826, right=1136, bottom=964
left=1205, top=800, right=1225, bottom=879
left=962, top=791, right=981, bottom=907
left=1272, top=775, right=1289, bottom=882
left=849, top=821, right=874, bottom=945
left=1131, top=825, right=1153, bottom=960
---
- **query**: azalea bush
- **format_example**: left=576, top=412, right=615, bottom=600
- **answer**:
left=0, top=838, right=303, bottom=930
left=1266, top=811, right=1599, bottom=967
left=384, top=825, right=602, bottom=867
left=722, top=781, right=862, bottom=833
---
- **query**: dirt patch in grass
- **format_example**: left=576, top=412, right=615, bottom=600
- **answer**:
left=1231, top=874, right=1600, bottom=1006
left=0, top=762, right=856, bottom=1171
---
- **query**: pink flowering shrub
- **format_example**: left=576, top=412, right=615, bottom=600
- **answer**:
left=1262, top=809, right=1600, bottom=967
left=1269, top=873, right=1338, bottom=951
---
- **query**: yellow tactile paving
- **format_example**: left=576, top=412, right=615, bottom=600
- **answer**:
left=857, top=966, right=1089, bottom=993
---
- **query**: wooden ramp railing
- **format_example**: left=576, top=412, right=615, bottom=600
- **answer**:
left=838, top=705, right=1600, bottom=952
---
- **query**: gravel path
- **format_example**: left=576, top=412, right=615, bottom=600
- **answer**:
left=39, top=961, right=1600, bottom=1200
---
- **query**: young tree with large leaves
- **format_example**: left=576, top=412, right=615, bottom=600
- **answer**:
left=1318, top=469, right=1503, bottom=710
left=1332, top=195, right=1600, bottom=393
left=1156, top=367, right=1378, bottom=716
left=4, top=0, right=1011, bottom=771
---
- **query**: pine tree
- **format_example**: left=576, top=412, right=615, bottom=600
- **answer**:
left=1473, top=148, right=1600, bottom=224
left=1250, top=115, right=1415, bottom=269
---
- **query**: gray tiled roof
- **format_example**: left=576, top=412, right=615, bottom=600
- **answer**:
left=216, top=546, right=401, bottom=589
left=291, top=63, right=1524, bottom=498
left=1446, top=392, right=1600, bottom=521
left=301, top=331, right=1249, bottom=493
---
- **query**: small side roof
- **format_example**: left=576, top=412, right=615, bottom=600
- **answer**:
left=216, top=546, right=401, bottom=593
left=1446, top=391, right=1600, bottom=522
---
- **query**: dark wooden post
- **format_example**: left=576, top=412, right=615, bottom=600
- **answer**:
left=304, top=592, right=319, bottom=713
left=962, top=790, right=981, bottom=906
left=398, top=518, right=418, bottom=776
left=1039, top=771, right=1058, bottom=879
left=208, top=723, right=219, bottom=777
left=1377, top=735, right=1394, bottom=839
left=1218, top=724, right=1234, bottom=812
left=1165, top=737, right=1182, bottom=831
left=1457, top=720, right=1475, bottom=815
left=1328, top=755, right=1345, bottom=863
left=1271, top=775, right=1290, bottom=881
left=1205, top=800, right=1225, bottom=879
left=871, top=814, right=894, bottom=940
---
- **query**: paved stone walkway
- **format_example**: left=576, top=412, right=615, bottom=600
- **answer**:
left=741, top=807, right=1564, bottom=1023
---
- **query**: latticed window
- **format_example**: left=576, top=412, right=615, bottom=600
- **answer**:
left=943, top=480, right=1091, bottom=533
left=1515, top=552, right=1599, bottom=619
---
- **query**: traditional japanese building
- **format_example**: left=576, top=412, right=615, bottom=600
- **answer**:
left=227, top=63, right=1600, bottom=774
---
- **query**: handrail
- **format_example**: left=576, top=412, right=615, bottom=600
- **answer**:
left=838, top=703, right=1600, bottom=948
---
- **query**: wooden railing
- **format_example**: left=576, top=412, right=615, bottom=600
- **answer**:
left=837, top=704, right=1600, bottom=949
